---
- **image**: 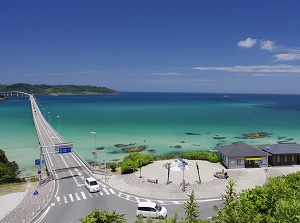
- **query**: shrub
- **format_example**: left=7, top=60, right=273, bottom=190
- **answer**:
left=181, top=151, right=218, bottom=163
left=121, top=153, right=156, bottom=174
left=109, top=163, right=117, bottom=172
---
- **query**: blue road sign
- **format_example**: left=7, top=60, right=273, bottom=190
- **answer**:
left=42, top=160, right=45, bottom=166
left=35, top=159, right=40, bottom=166
left=59, top=147, right=72, bottom=154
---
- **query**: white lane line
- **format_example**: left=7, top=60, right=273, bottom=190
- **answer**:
left=102, top=188, right=110, bottom=195
left=81, top=191, right=87, bottom=199
left=69, top=194, right=74, bottom=202
left=75, top=193, right=81, bottom=201
left=109, top=189, right=115, bottom=194
left=56, top=196, right=61, bottom=204
left=63, top=195, right=68, bottom=203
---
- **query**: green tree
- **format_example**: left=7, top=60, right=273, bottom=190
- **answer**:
left=213, top=180, right=239, bottom=223
left=79, top=208, right=126, bottom=223
left=183, top=190, right=202, bottom=223
left=0, top=149, right=20, bottom=184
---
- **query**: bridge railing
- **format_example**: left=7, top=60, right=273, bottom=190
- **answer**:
left=72, top=149, right=112, bottom=176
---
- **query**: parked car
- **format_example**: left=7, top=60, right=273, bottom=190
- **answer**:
left=136, top=201, right=167, bottom=219
left=84, top=177, right=100, bottom=192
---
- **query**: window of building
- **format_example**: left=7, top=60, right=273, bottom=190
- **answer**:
left=237, top=159, right=244, bottom=165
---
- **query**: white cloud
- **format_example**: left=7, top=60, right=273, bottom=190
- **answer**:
left=192, top=65, right=300, bottom=73
left=152, top=72, right=183, bottom=76
left=238, top=37, right=300, bottom=61
left=237, top=37, right=257, bottom=48
left=260, top=40, right=277, bottom=51
left=274, top=49, right=300, bottom=61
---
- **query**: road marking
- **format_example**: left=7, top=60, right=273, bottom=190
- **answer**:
left=63, top=195, right=68, bottom=203
left=102, top=188, right=109, bottom=195
left=75, top=193, right=81, bottom=201
left=69, top=194, right=74, bottom=202
left=109, top=189, right=115, bottom=194
left=88, top=193, right=93, bottom=198
left=98, top=182, right=106, bottom=187
left=56, top=196, right=61, bottom=204
left=135, top=197, right=140, bottom=202
left=81, top=191, right=87, bottom=199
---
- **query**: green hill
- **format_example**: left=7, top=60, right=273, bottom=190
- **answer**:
left=0, top=83, right=117, bottom=95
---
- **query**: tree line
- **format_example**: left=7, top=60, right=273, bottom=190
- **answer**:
left=0, top=83, right=117, bottom=95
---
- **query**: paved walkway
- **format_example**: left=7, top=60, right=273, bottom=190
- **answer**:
left=1, top=160, right=299, bottom=222
left=0, top=177, right=54, bottom=223
left=95, top=160, right=300, bottom=200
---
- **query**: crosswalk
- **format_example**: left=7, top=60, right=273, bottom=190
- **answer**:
left=53, top=185, right=190, bottom=206
left=54, top=186, right=116, bottom=205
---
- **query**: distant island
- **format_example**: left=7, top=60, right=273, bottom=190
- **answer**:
left=0, top=83, right=117, bottom=95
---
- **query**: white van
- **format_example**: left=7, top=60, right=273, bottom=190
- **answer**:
left=84, top=177, right=100, bottom=193
left=136, top=202, right=167, bottom=219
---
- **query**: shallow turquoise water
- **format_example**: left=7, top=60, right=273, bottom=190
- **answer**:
left=1, top=92, right=300, bottom=176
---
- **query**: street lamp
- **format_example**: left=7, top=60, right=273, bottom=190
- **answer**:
left=57, top=116, right=60, bottom=133
left=98, top=148, right=107, bottom=181
left=91, top=132, right=97, bottom=167
left=139, top=159, right=142, bottom=178
left=266, top=146, right=270, bottom=172
left=48, top=112, right=51, bottom=124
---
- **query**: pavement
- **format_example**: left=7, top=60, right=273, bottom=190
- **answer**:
left=1, top=159, right=300, bottom=223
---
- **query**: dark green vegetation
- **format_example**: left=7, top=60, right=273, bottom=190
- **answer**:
left=120, top=151, right=218, bottom=174
left=0, top=149, right=21, bottom=184
left=213, top=173, right=300, bottom=223
left=0, top=83, right=117, bottom=95
left=80, top=173, right=300, bottom=222
left=121, top=153, right=156, bottom=174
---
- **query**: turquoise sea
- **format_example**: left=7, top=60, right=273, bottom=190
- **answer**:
left=1, top=92, right=300, bottom=177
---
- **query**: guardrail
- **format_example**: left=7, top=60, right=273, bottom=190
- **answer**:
left=72, top=149, right=112, bottom=176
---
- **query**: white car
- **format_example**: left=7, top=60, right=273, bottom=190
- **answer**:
left=136, top=201, right=167, bottom=219
left=84, top=177, right=100, bottom=193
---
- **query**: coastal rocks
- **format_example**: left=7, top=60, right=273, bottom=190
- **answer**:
left=235, top=132, right=273, bottom=139
left=114, top=143, right=136, bottom=148
left=185, top=132, right=201, bottom=135
left=122, top=145, right=147, bottom=153
left=212, top=135, right=226, bottom=140
left=277, top=136, right=295, bottom=144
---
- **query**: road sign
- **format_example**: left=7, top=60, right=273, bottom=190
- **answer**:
left=38, top=170, right=41, bottom=174
left=33, top=190, right=39, bottom=196
left=42, top=160, right=45, bottom=166
left=35, top=159, right=40, bottom=166
left=58, top=147, right=72, bottom=154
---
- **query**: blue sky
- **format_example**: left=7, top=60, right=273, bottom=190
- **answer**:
left=1, top=1, right=300, bottom=94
